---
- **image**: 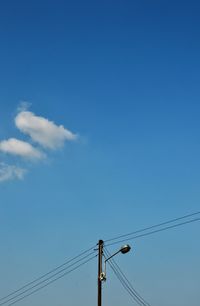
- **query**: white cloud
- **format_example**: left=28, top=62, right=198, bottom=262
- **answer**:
left=15, top=111, right=77, bottom=149
left=0, top=107, right=78, bottom=183
left=0, top=163, right=26, bottom=182
left=0, top=138, right=44, bottom=160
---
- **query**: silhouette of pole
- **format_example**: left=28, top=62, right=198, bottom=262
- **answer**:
left=98, top=240, right=104, bottom=306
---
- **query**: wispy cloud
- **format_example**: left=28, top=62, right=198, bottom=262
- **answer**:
left=15, top=111, right=77, bottom=149
left=17, top=101, right=32, bottom=112
left=0, top=138, right=45, bottom=160
left=0, top=162, right=26, bottom=182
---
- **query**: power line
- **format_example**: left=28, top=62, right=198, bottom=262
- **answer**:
left=1, top=211, right=200, bottom=305
left=108, top=260, right=147, bottom=306
left=0, top=244, right=96, bottom=302
left=5, top=254, right=97, bottom=306
left=0, top=245, right=96, bottom=305
left=104, top=252, right=148, bottom=305
left=104, top=248, right=151, bottom=306
left=105, top=211, right=200, bottom=243
left=105, top=217, right=200, bottom=247
left=0, top=250, right=96, bottom=306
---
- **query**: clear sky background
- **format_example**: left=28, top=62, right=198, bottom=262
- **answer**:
left=0, top=1, right=200, bottom=305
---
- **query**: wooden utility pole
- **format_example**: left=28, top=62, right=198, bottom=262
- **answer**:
left=97, top=240, right=104, bottom=306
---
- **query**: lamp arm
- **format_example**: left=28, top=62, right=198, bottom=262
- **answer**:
left=105, top=249, right=121, bottom=262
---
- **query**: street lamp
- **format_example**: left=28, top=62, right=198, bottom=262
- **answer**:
left=100, top=244, right=131, bottom=281
left=97, top=240, right=131, bottom=306
left=106, top=244, right=131, bottom=260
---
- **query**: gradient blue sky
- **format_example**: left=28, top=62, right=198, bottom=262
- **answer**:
left=0, top=1, right=200, bottom=305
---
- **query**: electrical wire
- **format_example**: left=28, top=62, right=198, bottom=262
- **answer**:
left=105, top=255, right=147, bottom=305
left=0, top=244, right=96, bottom=303
left=105, top=217, right=200, bottom=247
left=0, top=245, right=96, bottom=305
left=1, top=211, right=200, bottom=305
left=104, top=248, right=151, bottom=306
left=5, top=254, right=97, bottom=306
left=0, top=250, right=96, bottom=306
left=105, top=211, right=200, bottom=243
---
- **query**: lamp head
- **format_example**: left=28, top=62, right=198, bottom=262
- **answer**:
left=120, top=244, right=131, bottom=254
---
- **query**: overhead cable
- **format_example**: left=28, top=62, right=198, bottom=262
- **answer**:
left=4, top=254, right=97, bottom=306
left=105, top=216, right=200, bottom=247
left=105, top=253, right=148, bottom=305
left=0, top=245, right=96, bottom=305
left=104, top=248, right=151, bottom=306
left=105, top=211, right=200, bottom=243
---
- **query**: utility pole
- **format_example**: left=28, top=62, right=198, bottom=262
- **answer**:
left=97, top=239, right=104, bottom=306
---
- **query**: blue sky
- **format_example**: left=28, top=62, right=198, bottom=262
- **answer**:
left=0, top=1, right=200, bottom=305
